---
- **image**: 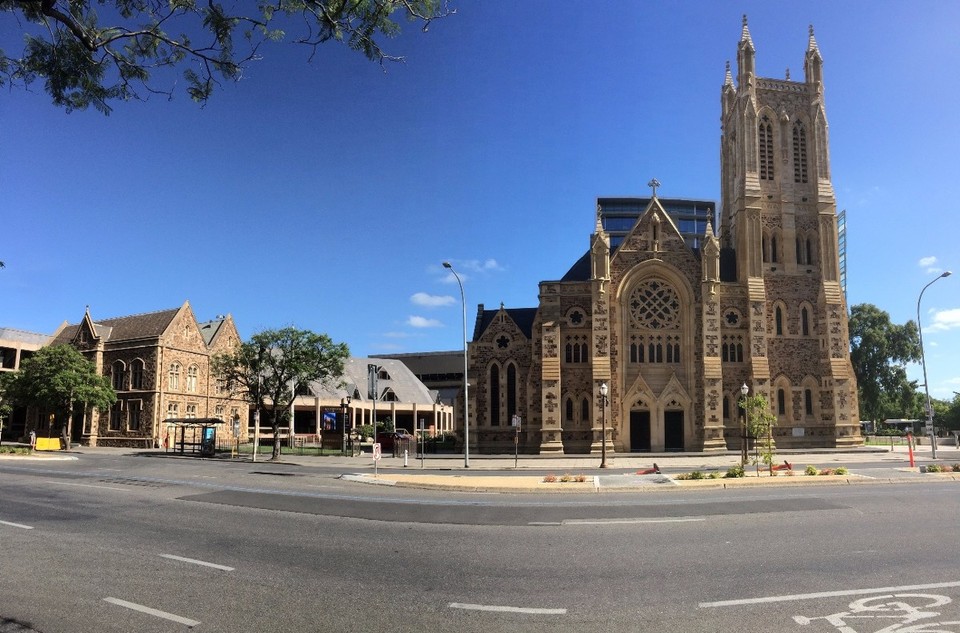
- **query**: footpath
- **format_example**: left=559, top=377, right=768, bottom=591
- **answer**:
left=8, top=443, right=960, bottom=493
left=329, top=444, right=960, bottom=492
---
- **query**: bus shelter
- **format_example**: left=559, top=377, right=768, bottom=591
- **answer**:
left=164, top=418, right=223, bottom=457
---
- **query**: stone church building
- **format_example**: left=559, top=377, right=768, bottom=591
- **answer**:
left=465, top=19, right=860, bottom=454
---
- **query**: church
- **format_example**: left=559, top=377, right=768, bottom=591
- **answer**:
left=463, top=18, right=861, bottom=454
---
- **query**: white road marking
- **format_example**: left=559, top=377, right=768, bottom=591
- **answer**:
left=103, top=597, right=200, bottom=626
left=0, top=520, right=34, bottom=530
left=564, top=517, right=705, bottom=525
left=159, top=554, right=235, bottom=571
left=449, top=602, right=566, bottom=615
left=699, top=581, right=960, bottom=608
left=55, top=481, right=132, bottom=491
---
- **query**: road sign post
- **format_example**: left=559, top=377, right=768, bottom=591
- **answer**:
left=373, top=442, right=381, bottom=477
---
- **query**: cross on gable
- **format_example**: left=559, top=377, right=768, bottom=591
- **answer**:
left=647, top=178, right=661, bottom=197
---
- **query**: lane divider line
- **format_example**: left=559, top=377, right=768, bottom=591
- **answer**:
left=0, top=519, right=34, bottom=530
left=699, top=580, right=960, bottom=608
left=449, top=602, right=566, bottom=615
left=159, top=554, right=235, bottom=571
left=103, top=597, right=201, bottom=626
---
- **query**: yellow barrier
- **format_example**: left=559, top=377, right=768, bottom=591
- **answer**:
left=34, top=437, right=63, bottom=451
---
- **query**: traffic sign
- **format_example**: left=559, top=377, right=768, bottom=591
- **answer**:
left=373, top=443, right=382, bottom=461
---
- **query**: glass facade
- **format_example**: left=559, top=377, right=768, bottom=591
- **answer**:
left=598, top=197, right=716, bottom=251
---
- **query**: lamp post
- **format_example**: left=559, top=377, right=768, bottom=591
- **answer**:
left=740, top=383, right=749, bottom=466
left=599, top=382, right=609, bottom=469
left=443, top=261, right=470, bottom=468
left=340, top=395, right=351, bottom=456
left=917, top=271, right=952, bottom=460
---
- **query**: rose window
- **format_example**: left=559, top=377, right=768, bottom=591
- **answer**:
left=630, top=279, right=680, bottom=329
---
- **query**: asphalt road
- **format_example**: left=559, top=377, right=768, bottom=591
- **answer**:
left=1, top=451, right=959, bottom=633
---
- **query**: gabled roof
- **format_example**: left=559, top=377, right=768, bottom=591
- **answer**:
left=198, top=318, right=227, bottom=346
left=307, top=357, right=438, bottom=405
left=474, top=307, right=538, bottom=340
left=53, top=306, right=182, bottom=345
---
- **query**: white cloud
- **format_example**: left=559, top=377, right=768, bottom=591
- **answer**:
left=407, top=315, right=443, bottom=328
left=411, top=292, right=455, bottom=308
left=919, top=256, right=942, bottom=274
left=927, top=308, right=960, bottom=332
left=382, top=331, right=413, bottom=339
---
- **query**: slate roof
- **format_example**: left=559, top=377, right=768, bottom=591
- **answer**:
left=307, top=357, right=437, bottom=405
left=474, top=307, right=538, bottom=340
left=52, top=307, right=181, bottom=345
left=198, top=318, right=226, bottom=346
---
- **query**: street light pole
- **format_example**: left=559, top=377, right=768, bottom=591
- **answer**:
left=917, top=271, right=952, bottom=461
left=443, top=261, right=470, bottom=468
left=599, top=382, right=609, bottom=469
left=740, top=383, right=749, bottom=466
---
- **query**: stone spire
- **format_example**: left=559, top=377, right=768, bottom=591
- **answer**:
left=739, top=14, right=754, bottom=50
left=724, top=60, right=734, bottom=88
left=804, top=23, right=823, bottom=85
left=737, top=15, right=756, bottom=85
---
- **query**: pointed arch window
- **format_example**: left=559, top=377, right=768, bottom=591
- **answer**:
left=775, top=306, right=784, bottom=336
left=565, top=398, right=574, bottom=424
left=777, top=388, right=786, bottom=415
left=793, top=121, right=808, bottom=183
left=507, top=363, right=518, bottom=419
left=723, top=396, right=730, bottom=420
left=770, top=233, right=779, bottom=263
left=759, top=115, right=775, bottom=181
left=169, top=362, right=181, bottom=391
left=112, top=361, right=125, bottom=390
left=186, top=365, right=198, bottom=393
left=801, top=307, right=810, bottom=336
left=805, top=389, right=814, bottom=416
left=581, top=398, right=590, bottom=425
left=490, top=364, right=501, bottom=427
left=130, top=359, right=144, bottom=390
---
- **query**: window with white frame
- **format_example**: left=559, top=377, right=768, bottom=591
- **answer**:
left=169, top=362, right=181, bottom=391
left=186, top=365, right=198, bottom=393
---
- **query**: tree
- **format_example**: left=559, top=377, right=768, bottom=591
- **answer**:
left=3, top=344, right=116, bottom=444
left=2, top=0, right=454, bottom=113
left=849, top=303, right=921, bottom=425
left=211, top=326, right=348, bottom=461
left=740, top=392, right=777, bottom=476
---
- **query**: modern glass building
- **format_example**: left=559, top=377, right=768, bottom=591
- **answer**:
left=598, top=197, right=716, bottom=251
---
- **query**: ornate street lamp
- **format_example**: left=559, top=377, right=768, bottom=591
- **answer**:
left=340, top=395, right=351, bottom=456
left=917, top=271, right=952, bottom=460
left=599, top=382, right=609, bottom=469
left=443, top=261, right=470, bottom=468
left=740, top=383, right=749, bottom=466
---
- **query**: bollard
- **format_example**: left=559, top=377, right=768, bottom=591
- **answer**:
left=907, top=432, right=915, bottom=468
left=403, top=449, right=408, bottom=468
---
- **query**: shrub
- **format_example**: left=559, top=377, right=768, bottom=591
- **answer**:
left=925, top=464, right=943, bottom=473
left=543, top=474, right=557, bottom=483
left=805, top=465, right=818, bottom=476
left=834, top=466, right=849, bottom=475
left=819, top=468, right=834, bottom=476
left=709, top=471, right=722, bottom=479
left=725, top=464, right=745, bottom=478
left=0, top=446, right=29, bottom=455
left=560, top=473, right=572, bottom=482
left=574, top=474, right=587, bottom=483
left=953, top=464, right=960, bottom=473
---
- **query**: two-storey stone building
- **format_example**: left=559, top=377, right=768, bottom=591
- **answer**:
left=463, top=19, right=860, bottom=454
left=50, top=301, right=248, bottom=447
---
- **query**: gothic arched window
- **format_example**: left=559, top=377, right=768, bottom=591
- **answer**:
left=793, top=121, right=808, bottom=183
left=490, top=364, right=501, bottom=427
left=775, top=306, right=784, bottom=336
left=759, top=115, right=775, bottom=181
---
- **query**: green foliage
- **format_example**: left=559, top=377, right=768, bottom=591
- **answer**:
left=2, top=0, right=453, bottom=113
left=848, top=304, right=922, bottom=424
left=2, top=344, right=116, bottom=416
left=925, top=464, right=943, bottom=473
left=211, top=326, right=348, bottom=460
left=834, top=466, right=849, bottom=475
left=725, top=464, right=745, bottom=478
left=805, top=464, right=818, bottom=476
left=0, top=445, right=29, bottom=455
left=739, top=392, right=777, bottom=473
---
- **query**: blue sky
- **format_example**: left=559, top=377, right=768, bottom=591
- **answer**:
left=2, top=2, right=959, bottom=400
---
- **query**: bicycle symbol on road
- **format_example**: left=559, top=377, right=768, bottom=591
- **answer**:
left=793, top=593, right=960, bottom=633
